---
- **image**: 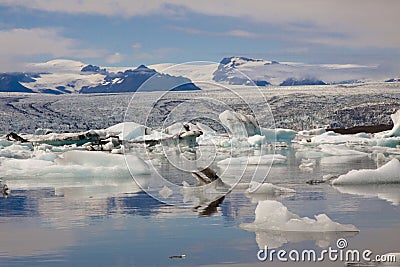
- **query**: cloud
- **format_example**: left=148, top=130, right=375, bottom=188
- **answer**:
left=170, top=26, right=259, bottom=39
left=133, top=48, right=176, bottom=61
left=1, top=1, right=399, bottom=52
left=105, top=52, right=124, bottom=64
left=0, top=27, right=105, bottom=71
left=132, top=43, right=142, bottom=50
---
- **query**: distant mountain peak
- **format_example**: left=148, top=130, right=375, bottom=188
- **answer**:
left=81, top=64, right=107, bottom=74
left=219, top=56, right=279, bottom=68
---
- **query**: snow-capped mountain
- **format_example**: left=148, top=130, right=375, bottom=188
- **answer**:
left=212, top=56, right=384, bottom=86
left=0, top=59, right=200, bottom=94
left=0, top=57, right=398, bottom=94
left=80, top=64, right=200, bottom=93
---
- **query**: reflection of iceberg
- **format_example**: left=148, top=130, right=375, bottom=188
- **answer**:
left=253, top=229, right=358, bottom=249
left=332, top=158, right=400, bottom=185
left=182, top=181, right=228, bottom=217
left=240, top=200, right=358, bottom=249
left=333, top=184, right=400, bottom=206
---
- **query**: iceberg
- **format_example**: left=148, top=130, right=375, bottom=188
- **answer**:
left=319, top=144, right=368, bottom=156
left=0, top=144, right=33, bottom=159
left=383, top=109, right=400, bottom=137
left=240, top=200, right=358, bottom=233
left=260, top=128, right=297, bottom=143
left=219, top=110, right=260, bottom=137
left=105, top=122, right=151, bottom=141
left=217, top=154, right=286, bottom=166
left=245, top=182, right=295, bottom=194
left=332, top=158, right=400, bottom=185
left=240, top=200, right=358, bottom=249
left=247, top=135, right=266, bottom=147
left=0, top=150, right=150, bottom=180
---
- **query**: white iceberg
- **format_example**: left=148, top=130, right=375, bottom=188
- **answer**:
left=240, top=200, right=359, bottom=233
left=0, top=144, right=33, bottom=159
left=332, top=158, right=400, bottom=185
left=219, top=110, right=259, bottom=137
left=246, top=182, right=295, bottom=194
left=310, top=131, right=370, bottom=145
left=105, top=122, right=151, bottom=141
left=247, top=135, right=266, bottom=147
left=217, top=154, right=286, bottom=166
left=383, top=109, right=400, bottom=137
left=0, top=150, right=150, bottom=180
left=298, top=128, right=326, bottom=136
left=319, top=144, right=368, bottom=156
left=260, top=128, right=297, bottom=143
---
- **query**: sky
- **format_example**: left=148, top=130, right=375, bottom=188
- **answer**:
left=0, top=0, right=399, bottom=73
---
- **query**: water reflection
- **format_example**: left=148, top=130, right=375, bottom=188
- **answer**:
left=333, top=184, right=400, bottom=206
left=253, top=230, right=358, bottom=249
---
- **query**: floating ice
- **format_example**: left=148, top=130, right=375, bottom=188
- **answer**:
left=310, top=131, right=370, bottom=145
left=246, top=182, right=295, bottom=194
left=260, top=128, right=297, bottom=143
left=219, top=110, right=259, bottom=137
left=319, top=144, right=368, bottom=156
left=217, top=154, right=286, bottom=166
left=332, top=158, right=400, bottom=185
left=298, top=128, right=326, bottom=136
left=240, top=200, right=359, bottom=232
left=0, top=150, right=150, bottom=179
left=247, top=135, right=266, bottom=147
left=0, top=144, right=33, bottom=159
left=383, top=110, right=400, bottom=137
left=105, top=122, right=151, bottom=140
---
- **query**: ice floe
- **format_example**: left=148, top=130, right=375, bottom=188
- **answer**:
left=245, top=182, right=295, bottom=194
left=260, top=128, right=297, bottom=143
left=219, top=110, right=259, bottom=137
left=1, top=150, right=150, bottom=180
left=332, top=158, right=400, bottom=185
left=217, top=154, right=286, bottom=166
left=383, top=109, right=400, bottom=137
left=240, top=200, right=359, bottom=249
left=241, top=200, right=359, bottom=232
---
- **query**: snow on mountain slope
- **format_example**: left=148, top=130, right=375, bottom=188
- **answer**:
left=150, top=62, right=218, bottom=83
left=1, top=57, right=396, bottom=94
left=16, top=60, right=200, bottom=94
left=22, top=59, right=106, bottom=94
left=213, top=56, right=382, bottom=86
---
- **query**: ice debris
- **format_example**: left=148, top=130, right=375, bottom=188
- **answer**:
left=332, top=158, right=400, bottom=185
left=240, top=200, right=359, bottom=232
left=245, top=182, right=295, bottom=194
left=0, top=150, right=150, bottom=179
left=217, top=154, right=286, bottom=166
left=219, top=110, right=259, bottom=137
left=383, top=109, right=400, bottom=137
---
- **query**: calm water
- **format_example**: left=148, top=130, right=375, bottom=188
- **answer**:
left=0, top=148, right=400, bottom=267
